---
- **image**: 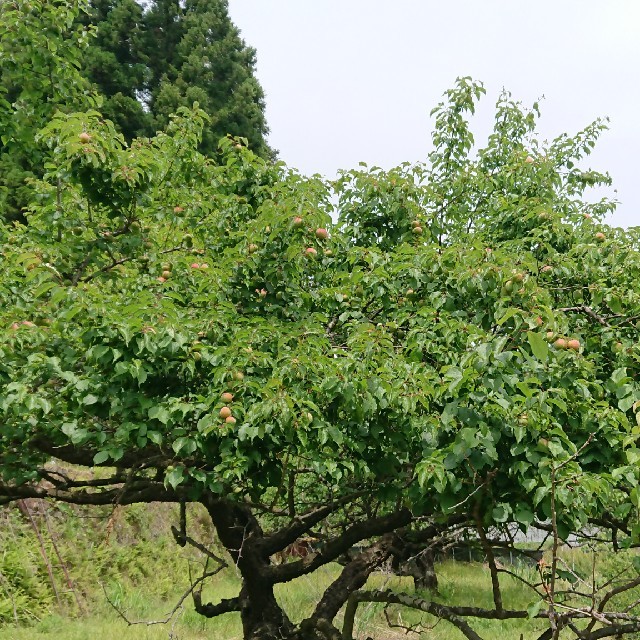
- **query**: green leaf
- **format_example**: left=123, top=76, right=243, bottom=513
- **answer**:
left=173, top=437, right=196, bottom=455
left=492, top=504, right=510, bottom=522
left=147, top=431, right=163, bottom=445
left=514, top=505, right=534, bottom=526
left=82, top=394, right=99, bottom=405
left=556, top=568, right=578, bottom=584
left=527, top=599, right=544, bottom=619
left=527, top=331, right=548, bottom=362
left=497, top=307, right=521, bottom=325
left=619, top=395, right=635, bottom=413
left=165, top=466, right=185, bottom=489
left=149, top=406, right=170, bottom=424
left=93, top=450, right=109, bottom=464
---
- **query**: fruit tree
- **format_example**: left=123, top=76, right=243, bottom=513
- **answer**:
left=1, top=56, right=640, bottom=640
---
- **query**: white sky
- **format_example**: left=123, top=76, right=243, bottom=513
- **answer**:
left=228, top=0, right=639, bottom=229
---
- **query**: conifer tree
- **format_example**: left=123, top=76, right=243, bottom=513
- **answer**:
left=82, top=0, right=273, bottom=158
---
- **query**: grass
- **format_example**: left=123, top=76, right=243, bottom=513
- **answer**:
left=2, top=503, right=639, bottom=639
left=0, top=561, right=551, bottom=640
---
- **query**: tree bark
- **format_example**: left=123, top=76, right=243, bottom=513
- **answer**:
left=203, top=497, right=294, bottom=639
left=390, top=542, right=438, bottom=592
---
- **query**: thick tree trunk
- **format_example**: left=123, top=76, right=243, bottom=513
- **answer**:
left=203, top=497, right=294, bottom=639
left=240, top=581, right=293, bottom=639
left=391, top=544, right=438, bottom=593
left=202, top=498, right=414, bottom=639
left=412, top=548, right=438, bottom=592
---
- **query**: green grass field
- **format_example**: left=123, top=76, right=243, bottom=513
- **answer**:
left=0, top=561, right=550, bottom=640
left=2, top=504, right=635, bottom=639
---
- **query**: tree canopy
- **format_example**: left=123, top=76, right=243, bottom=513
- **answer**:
left=2, top=3, right=640, bottom=639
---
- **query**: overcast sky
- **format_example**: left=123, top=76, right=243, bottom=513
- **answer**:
left=227, top=0, right=638, bottom=229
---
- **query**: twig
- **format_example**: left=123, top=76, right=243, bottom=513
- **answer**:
left=100, top=565, right=224, bottom=627
left=558, top=305, right=609, bottom=327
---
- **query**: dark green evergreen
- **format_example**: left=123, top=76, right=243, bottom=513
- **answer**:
left=76, top=0, right=153, bottom=141
left=80, top=0, right=273, bottom=158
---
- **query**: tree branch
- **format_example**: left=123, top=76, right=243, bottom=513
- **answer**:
left=264, top=508, right=413, bottom=583
left=558, top=305, right=609, bottom=327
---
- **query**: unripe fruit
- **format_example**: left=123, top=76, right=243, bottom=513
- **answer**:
left=541, top=265, right=553, bottom=273
left=221, top=392, right=234, bottom=403
left=595, top=232, right=605, bottom=242
left=324, top=249, right=333, bottom=256
left=554, top=338, right=568, bottom=349
left=538, top=212, right=549, bottom=220
left=411, top=220, right=421, bottom=228
left=219, top=407, right=232, bottom=419
left=412, top=226, right=423, bottom=235
left=234, top=371, right=244, bottom=381
left=78, top=132, right=91, bottom=143
left=225, top=416, right=237, bottom=425
left=293, top=216, right=303, bottom=227
left=162, top=263, right=172, bottom=272
left=248, top=243, right=258, bottom=254
left=567, top=339, right=581, bottom=351
left=514, top=272, right=524, bottom=283
left=184, top=234, right=193, bottom=247
left=316, top=228, right=329, bottom=240
left=518, top=413, right=528, bottom=426
left=305, top=247, right=317, bottom=257
left=192, top=352, right=202, bottom=361
left=546, top=331, right=555, bottom=342
left=161, top=270, right=171, bottom=279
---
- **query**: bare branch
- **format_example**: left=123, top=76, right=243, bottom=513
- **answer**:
left=558, top=305, right=609, bottom=327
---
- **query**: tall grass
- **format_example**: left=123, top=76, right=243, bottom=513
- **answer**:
left=0, top=561, right=550, bottom=639
left=2, top=502, right=638, bottom=639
